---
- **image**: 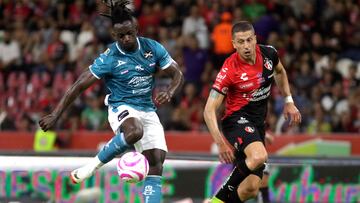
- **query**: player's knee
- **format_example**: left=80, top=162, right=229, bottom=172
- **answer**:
left=247, top=153, right=267, bottom=169
left=148, top=161, right=163, bottom=175
left=125, top=126, right=143, bottom=144
left=239, top=182, right=260, bottom=199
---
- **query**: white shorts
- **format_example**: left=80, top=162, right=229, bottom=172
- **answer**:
left=108, top=105, right=167, bottom=153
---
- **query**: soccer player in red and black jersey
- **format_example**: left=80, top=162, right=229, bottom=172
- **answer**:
left=204, top=21, right=301, bottom=203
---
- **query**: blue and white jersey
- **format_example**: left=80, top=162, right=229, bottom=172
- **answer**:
left=89, top=37, right=174, bottom=112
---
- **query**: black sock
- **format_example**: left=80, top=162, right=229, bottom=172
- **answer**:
left=215, top=160, right=252, bottom=201
left=260, top=187, right=270, bottom=203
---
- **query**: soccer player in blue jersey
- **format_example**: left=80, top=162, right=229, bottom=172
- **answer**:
left=39, top=1, right=183, bottom=202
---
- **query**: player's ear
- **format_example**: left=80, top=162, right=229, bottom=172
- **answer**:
left=110, top=29, right=116, bottom=39
left=232, top=39, right=236, bottom=49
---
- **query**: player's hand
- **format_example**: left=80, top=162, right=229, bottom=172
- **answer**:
left=283, top=103, right=301, bottom=126
left=38, top=114, right=59, bottom=132
left=217, top=141, right=235, bottom=164
left=155, top=91, right=173, bottom=105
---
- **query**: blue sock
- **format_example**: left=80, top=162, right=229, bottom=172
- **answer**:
left=143, top=175, right=162, bottom=203
left=97, top=132, right=129, bottom=163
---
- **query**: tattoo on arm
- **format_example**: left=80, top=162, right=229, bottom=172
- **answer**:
left=210, top=90, right=220, bottom=99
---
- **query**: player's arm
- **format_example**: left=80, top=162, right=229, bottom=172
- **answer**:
left=39, top=69, right=98, bottom=131
left=204, top=89, right=234, bottom=164
left=274, top=61, right=301, bottom=125
left=155, top=62, right=184, bottom=105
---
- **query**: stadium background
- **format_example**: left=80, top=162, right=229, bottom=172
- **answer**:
left=0, top=0, right=359, bottom=202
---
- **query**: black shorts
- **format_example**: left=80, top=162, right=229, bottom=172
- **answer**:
left=222, top=115, right=265, bottom=160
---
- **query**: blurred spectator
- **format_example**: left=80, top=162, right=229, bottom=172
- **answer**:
left=307, top=103, right=332, bottom=134
left=180, top=34, right=208, bottom=86
left=182, top=4, right=209, bottom=49
left=211, top=12, right=233, bottom=70
left=81, top=94, right=107, bottom=131
left=44, top=28, right=69, bottom=73
left=0, top=29, right=21, bottom=73
left=242, top=0, right=266, bottom=21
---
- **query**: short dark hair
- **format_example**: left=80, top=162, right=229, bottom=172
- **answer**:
left=99, top=0, right=134, bottom=25
left=231, top=21, right=255, bottom=36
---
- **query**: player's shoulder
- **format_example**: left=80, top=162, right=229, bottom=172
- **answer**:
left=139, top=37, right=162, bottom=49
left=222, top=52, right=239, bottom=69
left=97, top=43, right=118, bottom=62
left=259, top=44, right=278, bottom=55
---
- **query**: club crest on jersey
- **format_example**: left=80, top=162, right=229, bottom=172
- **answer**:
left=135, top=65, right=144, bottom=71
left=264, top=58, right=273, bottom=70
left=144, top=51, right=153, bottom=59
left=245, top=126, right=255, bottom=133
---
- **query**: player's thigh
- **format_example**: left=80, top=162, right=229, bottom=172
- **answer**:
left=134, top=111, right=167, bottom=153
left=238, top=174, right=262, bottom=193
left=244, top=141, right=268, bottom=160
left=222, top=122, right=264, bottom=159
left=108, top=105, right=141, bottom=134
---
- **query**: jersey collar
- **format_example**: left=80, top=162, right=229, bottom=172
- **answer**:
left=116, top=37, right=141, bottom=55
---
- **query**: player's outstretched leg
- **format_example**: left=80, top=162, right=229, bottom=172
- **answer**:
left=71, top=132, right=130, bottom=183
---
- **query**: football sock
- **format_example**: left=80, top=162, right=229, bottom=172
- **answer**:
left=214, top=160, right=251, bottom=202
left=143, top=175, right=162, bottom=203
left=97, top=132, right=129, bottom=163
left=260, top=187, right=270, bottom=203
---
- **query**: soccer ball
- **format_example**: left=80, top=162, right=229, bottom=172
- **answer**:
left=117, top=151, right=149, bottom=183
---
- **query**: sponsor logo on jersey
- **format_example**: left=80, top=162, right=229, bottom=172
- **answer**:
left=264, top=58, right=273, bottom=70
left=144, top=51, right=153, bottom=59
left=239, top=82, right=254, bottom=89
left=115, top=60, right=126, bottom=67
left=103, top=48, right=110, bottom=56
left=221, top=87, right=228, bottom=94
left=118, top=110, right=129, bottom=122
left=149, top=63, right=156, bottom=67
left=121, top=70, right=129, bottom=75
left=250, top=85, right=271, bottom=101
left=216, top=72, right=227, bottom=83
left=237, top=117, right=249, bottom=124
left=245, top=126, right=255, bottom=133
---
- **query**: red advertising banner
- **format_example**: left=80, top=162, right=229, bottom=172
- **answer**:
left=1, top=131, right=360, bottom=155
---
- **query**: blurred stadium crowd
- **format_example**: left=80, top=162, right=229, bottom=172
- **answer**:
left=0, top=0, right=359, bottom=134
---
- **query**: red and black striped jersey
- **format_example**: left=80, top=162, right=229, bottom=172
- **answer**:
left=212, top=44, right=279, bottom=126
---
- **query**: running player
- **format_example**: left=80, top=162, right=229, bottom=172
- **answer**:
left=203, top=21, right=301, bottom=202
left=39, top=1, right=183, bottom=202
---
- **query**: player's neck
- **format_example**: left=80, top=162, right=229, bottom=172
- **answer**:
left=239, top=54, right=256, bottom=65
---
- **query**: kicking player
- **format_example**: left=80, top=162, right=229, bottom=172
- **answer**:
left=39, top=1, right=183, bottom=202
left=203, top=21, right=301, bottom=202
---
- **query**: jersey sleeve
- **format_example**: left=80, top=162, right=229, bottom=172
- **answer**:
left=212, top=61, right=232, bottom=95
left=153, top=41, right=174, bottom=70
left=89, top=49, right=112, bottom=79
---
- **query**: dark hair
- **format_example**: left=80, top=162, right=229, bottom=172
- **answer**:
left=231, top=21, right=255, bottom=36
left=99, top=0, right=134, bottom=25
